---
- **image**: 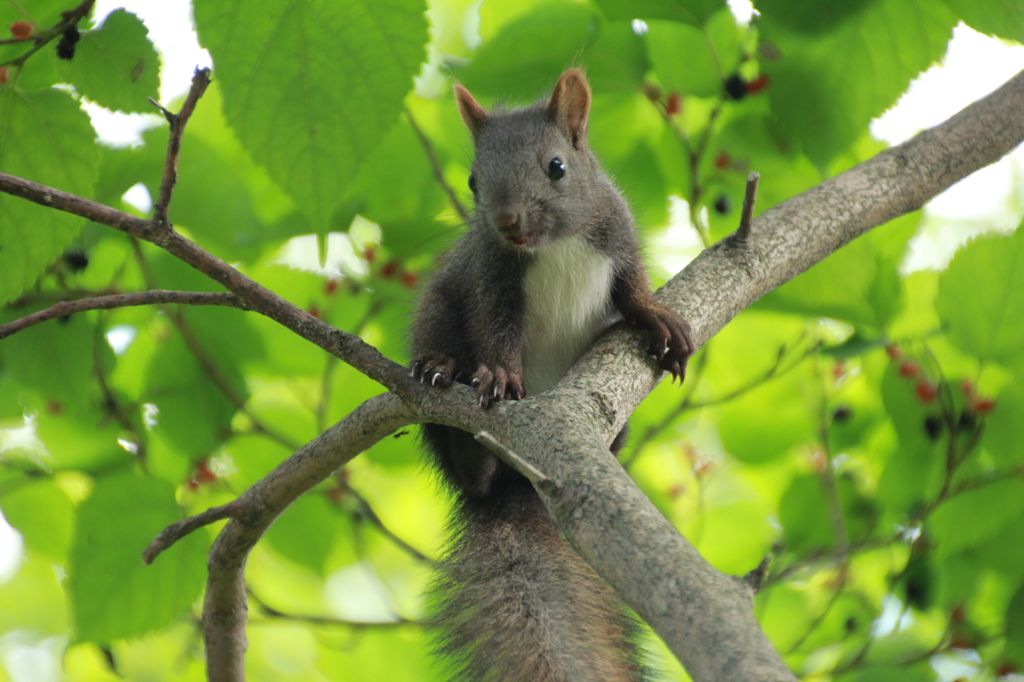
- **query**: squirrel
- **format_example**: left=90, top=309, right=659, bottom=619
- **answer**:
left=410, top=69, right=694, bottom=681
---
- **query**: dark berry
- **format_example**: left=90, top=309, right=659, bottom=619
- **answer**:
left=923, top=415, right=943, bottom=441
left=56, top=26, right=80, bottom=61
left=381, top=260, right=399, bottom=278
left=63, top=250, right=89, bottom=272
left=713, top=194, right=731, bottom=214
left=957, top=410, right=976, bottom=432
left=832, top=405, right=852, bottom=423
left=724, top=74, right=748, bottom=100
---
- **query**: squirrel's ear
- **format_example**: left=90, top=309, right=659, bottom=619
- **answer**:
left=547, top=69, right=591, bottom=149
left=454, top=83, right=487, bottom=139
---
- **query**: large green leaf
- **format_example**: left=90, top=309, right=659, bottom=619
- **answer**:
left=0, top=88, right=98, bottom=304
left=937, top=226, right=1024, bottom=364
left=942, top=0, right=1024, bottom=42
left=762, top=0, right=956, bottom=164
left=456, top=2, right=602, bottom=100
left=593, top=0, right=724, bottom=26
left=67, top=472, right=207, bottom=642
left=57, top=9, right=160, bottom=113
left=193, top=0, right=428, bottom=237
left=646, top=8, right=741, bottom=99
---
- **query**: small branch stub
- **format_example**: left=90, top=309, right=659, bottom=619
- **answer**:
left=475, top=431, right=557, bottom=495
left=742, top=555, right=772, bottom=594
left=144, top=501, right=241, bottom=565
left=735, top=171, right=760, bottom=247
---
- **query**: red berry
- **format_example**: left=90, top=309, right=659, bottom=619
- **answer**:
left=997, top=662, right=1018, bottom=676
left=186, top=479, right=200, bottom=491
left=885, top=344, right=902, bottom=360
left=195, top=460, right=217, bottom=484
left=363, top=246, right=376, bottom=263
left=665, top=92, right=682, bottom=115
left=898, top=361, right=920, bottom=379
left=0, top=67, right=7, bottom=85
left=381, top=260, right=399, bottom=278
left=949, top=634, right=972, bottom=649
left=326, top=486, right=345, bottom=503
left=46, top=400, right=62, bottom=414
left=668, top=483, right=686, bottom=498
left=832, top=360, right=845, bottom=379
left=747, top=74, right=771, bottom=94
left=972, top=397, right=996, bottom=415
left=401, top=271, right=418, bottom=288
left=714, top=152, right=731, bottom=170
left=915, top=381, right=938, bottom=404
left=307, top=305, right=321, bottom=319
left=324, top=279, right=338, bottom=295
left=960, top=379, right=975, bottom=397
left=10, top=21, right=32, bottom=39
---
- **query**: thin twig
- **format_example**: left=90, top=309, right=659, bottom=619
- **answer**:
left=0, top=170, right=413, bottom=394
left=143, top=501, right=242, bottom=564
left=343, top=483, right=433, bottom=563
left=735, top=171, right=760, bottom=247
left=0, top=290, right=246, bottom=339
left=248, top=589, right=418, bottom=628
left=405, top=107, right=471, bottom=224
left=152, top=68, right=212, bottom=225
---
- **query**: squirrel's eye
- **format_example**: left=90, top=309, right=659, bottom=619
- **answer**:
left=468, top=173, right=477, bottom=193
left=547, top=158, right=566, bottom=181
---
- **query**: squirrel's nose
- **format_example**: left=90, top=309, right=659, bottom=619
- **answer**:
left=493, top=208, right=521, bottom=232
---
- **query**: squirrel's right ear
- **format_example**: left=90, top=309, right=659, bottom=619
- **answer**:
left=454, top=83, right=487, bottom=140
left=547, top=69, right=591, bottom=149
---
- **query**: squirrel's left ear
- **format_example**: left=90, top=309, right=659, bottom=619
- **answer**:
left=547, top=69, right=591, bottom=149
left=454, top=83, right=488, bottom=140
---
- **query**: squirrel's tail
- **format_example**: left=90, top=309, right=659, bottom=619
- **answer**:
left=430, top=476, right=645, bottom=682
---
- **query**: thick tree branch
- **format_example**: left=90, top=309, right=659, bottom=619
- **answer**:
left=0, top=290, right=246, bottom=339
left=479, top=68, right=1024, bottom=682
left=199, top=393, right=415, bottom=681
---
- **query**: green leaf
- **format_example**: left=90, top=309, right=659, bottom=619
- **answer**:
left=929, top=479, right=1024, bottom=559
left=265, top=493, right=339, bottom=576
left=937, top=226, right=1024, bottom=364
left=646, top=20, right=722, bottom=99
left=942, top=0, right=1024, bottom=42
left=1, top=479, right=73, bottom=558
left=1006, top=583, right=1024, bottom=667
left=0, top=312, right=97, bottom=410
left=762, top=0, right=956, bottom=164
left=593, top=0, right=724, bottom=26
left=57, top=10, right=160, bottom=113
left=456, top=2, right=602, bottom=100
left=193, top=0, right=428, bottom=237
left=985, top=378, right=1024, bottom=464
left=0, top=88, right=99, bottom=304
left=67, top=472, right=206, bottom=642
left=756, top=0, right=874, bottom=34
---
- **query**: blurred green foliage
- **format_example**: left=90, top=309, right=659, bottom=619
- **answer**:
left=1, top=0, right=1023, bottom=680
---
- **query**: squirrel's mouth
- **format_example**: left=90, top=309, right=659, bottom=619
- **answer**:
left=508, top=236, right=530, bottom=246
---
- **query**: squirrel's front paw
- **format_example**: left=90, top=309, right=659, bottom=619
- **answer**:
left=411, top=354, right=459, bottom=388
left=471, top=364, right=526, bottom=408
left=630, top=303, right=694, bottom=383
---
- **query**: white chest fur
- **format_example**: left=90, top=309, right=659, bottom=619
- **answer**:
left=521, top=234, right=616, bottom=395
